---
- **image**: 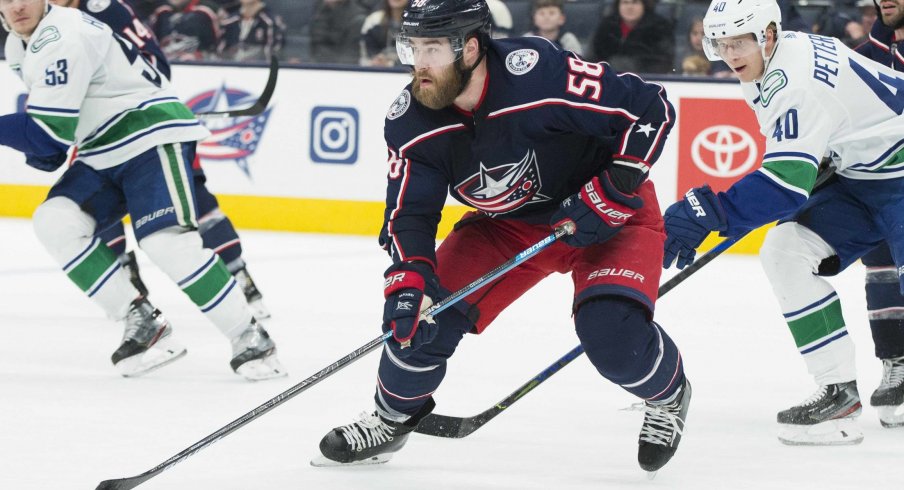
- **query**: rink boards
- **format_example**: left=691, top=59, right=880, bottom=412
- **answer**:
left=0, top=62, right=770, bottom=252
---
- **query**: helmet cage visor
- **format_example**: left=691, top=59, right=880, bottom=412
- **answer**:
left=396, top=34, right=465, bottom=68
left=702, top=34, right=762, bottom=61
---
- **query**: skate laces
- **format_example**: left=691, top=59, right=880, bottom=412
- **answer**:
left=797, top=385, right=830, bottom=407
left=637, top=401, right=684, bottom=447
left=879, top=357, right=904, bottom=389
left=339, top=412, right=396, bottom=452
left=122, top=300, right=162, bottom=344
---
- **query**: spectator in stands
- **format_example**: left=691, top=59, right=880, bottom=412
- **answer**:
left=488, top=0, right=513, bottom=38
left=675, top=17, right=732, bottom=77
left=814, top=0, right=876, bottom=48
left=310, top=0, right=367, bottom=64
left=360, top=0, right=406, bottom=67
left=778, top=0, right=810, bottom=32
left=681, top=54, right=709, bottom=76
left=219, top=0, right=286, bottom=61
left=150, top=0, right=222, bottom=61
left=590, top=0, right=674, bottom=74
left=525, top=0, right=582, bottom=55
left=133, top=0, right=163, bottom=22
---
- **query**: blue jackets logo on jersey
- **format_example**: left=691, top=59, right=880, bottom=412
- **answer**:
left=184, top=85, right=274, bottom=177
left=454, top=150, right=552, bottom=214
left=87, top=0, right=111, bottom=13
left=505, top=49, right=540, bottom=75
left=387, top=91, right=411, bottom=120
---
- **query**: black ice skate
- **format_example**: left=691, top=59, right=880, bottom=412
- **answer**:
left=871, top=356, right=904, bottom=428
left=777, top=381, right=863, bottom=445
left=230, top=318, right=286, bottom=381
left=112, top=297, right=186, bottom=377
left=637, top=379, right=692, bottom=476
left=234, top=266, right=270, bottom=319
left=312, top=400, right=435, bottom=467
left=119, top=251, right=148, bottom=297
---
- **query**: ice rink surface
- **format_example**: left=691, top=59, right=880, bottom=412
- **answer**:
left=0, top=217, right=901, bottom=490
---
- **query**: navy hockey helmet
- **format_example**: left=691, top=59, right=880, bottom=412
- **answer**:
left=396, top=0, right=491, bottom=67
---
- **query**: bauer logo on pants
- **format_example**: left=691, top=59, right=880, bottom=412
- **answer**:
left=310, top=106, right=359, bottom=164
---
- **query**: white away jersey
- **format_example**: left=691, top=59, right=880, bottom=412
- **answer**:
left=740, top=31, right=904, bottom=198
left=4, top=6, right=208, bottom=169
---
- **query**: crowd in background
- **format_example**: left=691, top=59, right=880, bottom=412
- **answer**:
left=0, top=0, right=882, bottom=78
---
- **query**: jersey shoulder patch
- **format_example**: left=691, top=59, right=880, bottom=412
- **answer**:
left=30, top=26, right=62, bottom=53
left=86, top=0, right=112, bottom=13
left=505, top=48, right=540, bottom=75
left=387, top=90, right=411, bottom=120
left=759, top=69, right=788, bottom=107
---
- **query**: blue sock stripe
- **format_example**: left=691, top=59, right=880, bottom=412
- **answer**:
left=784, top=291, right=839, bottom=319
left=63, top=237, right=100, bottom=272
left=199, top=277, right=237, bottom=313
left=86, top=262, right=122, bottom=298
left=800, top=329, right=849, bottom=354
left=177, top=252, right=217, bottom=287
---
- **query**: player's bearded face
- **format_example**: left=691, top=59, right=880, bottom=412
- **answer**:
left=411, top=60, right=466, bottom=110
left=880, top=1, right=904, bottom=29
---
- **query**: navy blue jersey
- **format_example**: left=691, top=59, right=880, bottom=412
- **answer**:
left=855, top=19, right=904, bottom=70
left=218, top=5, right=285, bottom=61
left=80, top=0, right=170, bottom=79
left=380, top=37, right=674, bottom=266
left=150, top=0, right=220, bottom=61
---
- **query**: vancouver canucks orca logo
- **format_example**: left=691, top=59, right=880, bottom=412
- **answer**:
left=455, top=150, right=551, bottom=214
left=184, top=84, right=273, bottom=178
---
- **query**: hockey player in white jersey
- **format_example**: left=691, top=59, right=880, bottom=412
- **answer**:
left=0, top=0, right=286, bottom=380
left=662, top=0, right=904, bottom=445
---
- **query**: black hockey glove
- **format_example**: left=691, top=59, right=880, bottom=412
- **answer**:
left=382, top=261, right=440, bottom=358
left=551, top=166, right=644, bottom=248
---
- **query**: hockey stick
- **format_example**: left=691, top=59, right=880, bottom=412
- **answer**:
left=194, top=54, right=279, bottom=119
left=95, top=224, right=574, bottom=490
left=415, top=232, right=747, bottom=439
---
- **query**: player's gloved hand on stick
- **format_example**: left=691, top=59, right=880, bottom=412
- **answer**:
left=663, top=184, right=727, bottom=269
left=382, top=261, right=440, bottom=358
left=551, top=165, right=644, bottom=247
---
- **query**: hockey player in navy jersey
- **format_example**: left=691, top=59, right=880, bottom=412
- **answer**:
left=313, top=0, right=690, bottom=474
left=0, top=0, right=285, bottom=380
left=48, top=0, right=272, bottom=320
left=662, top=0, right=904, bottom=444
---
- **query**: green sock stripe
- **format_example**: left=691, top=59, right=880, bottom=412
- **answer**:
left=182, top=256, right=234, bottom=308
left=787, top=299, right=846, bottom=348
left=160, top=143, right=195, bottom=227
left=66, top=241, right=119, bottom=293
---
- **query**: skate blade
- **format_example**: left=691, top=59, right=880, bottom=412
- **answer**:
left=116, top=337, right=187, bottom=378
left=646, top=471, right=658, bottom=480
left=778, top=418, right=864, bottom=446
left=310, top=453, right=394, bottom=467
left=878, top=405, right=904, bottom=428
left=235, top=355, right=287, bottom=381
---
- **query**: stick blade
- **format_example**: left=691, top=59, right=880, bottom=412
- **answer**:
left=196, top=54, right=279, bottom=119
left=95, top=475, right=150, bottom=490
left=415, top=413, right=487, bottom=439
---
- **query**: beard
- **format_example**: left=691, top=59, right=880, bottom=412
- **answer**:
left=411, top=60, right=466, bottom=110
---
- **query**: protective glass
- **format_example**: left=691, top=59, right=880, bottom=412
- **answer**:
left=703, top=35, right=760, bottom=61
left=396, top=35, right=464, bottom=68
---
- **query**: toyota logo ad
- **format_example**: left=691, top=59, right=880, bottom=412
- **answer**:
left=678, top=98, right=766, bottom=194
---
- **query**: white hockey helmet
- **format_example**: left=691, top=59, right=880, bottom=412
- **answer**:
left=1, top=0, right=51, bottom=37
left=701, top=0, right=782, bottom=62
